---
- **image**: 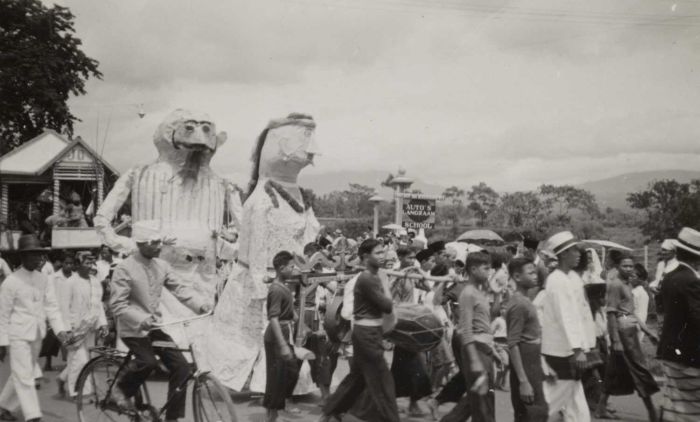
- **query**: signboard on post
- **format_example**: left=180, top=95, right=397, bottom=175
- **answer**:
left=399, top=193, right=439, bottom=229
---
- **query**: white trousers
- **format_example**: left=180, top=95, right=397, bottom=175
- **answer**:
left=0, top=339, right=43, bottom=420
left=544, top=379, right=591, bottom=422
left=58, top=332, right=94, bottom=397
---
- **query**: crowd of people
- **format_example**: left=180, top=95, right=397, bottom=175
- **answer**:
left=260, top=226, right=700, bottom=422
left=1, top=223, right=699, bottom=422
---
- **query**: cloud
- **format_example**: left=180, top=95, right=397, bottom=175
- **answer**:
left=53, top=0, right=700, bottom=193
left=63, top=0, right=414, bottom=88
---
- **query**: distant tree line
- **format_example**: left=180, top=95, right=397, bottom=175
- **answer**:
left=311, top=180, right=646, bottom=240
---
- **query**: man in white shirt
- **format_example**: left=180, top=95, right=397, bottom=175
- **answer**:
left=631, top=264, right=650, bottom=343
left=540, top=231, right=591, bottom=422
left=51, top=253, right=74, bottom=329
left=0, top=235, right=69, bottom=422
left=650, top=239, right=679, bottom=292
left=95, top=245, right=115, bottom=283
left=58, top=252, right=108, bottom=399
left=39, top=254, right=54, bottom=278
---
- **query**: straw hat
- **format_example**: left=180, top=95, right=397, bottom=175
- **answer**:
left=672, top=227, right=700, bottom=257
left=544, top=231, right=580, bottom=256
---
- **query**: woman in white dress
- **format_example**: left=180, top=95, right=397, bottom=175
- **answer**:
left=204, top=114, right=321, bottom=394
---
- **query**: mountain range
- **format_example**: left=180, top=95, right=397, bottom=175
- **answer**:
left=300, top=169, right=700, bottom=210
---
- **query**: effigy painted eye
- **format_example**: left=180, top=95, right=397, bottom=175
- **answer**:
left=185, top=125, right=194, bottom=131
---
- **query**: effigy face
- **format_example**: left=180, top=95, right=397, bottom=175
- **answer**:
left=153, top=109, right=227, bottom=171
left=172, top=119, right=219, bottom=152
left=259, top=116, right=319, bottom=181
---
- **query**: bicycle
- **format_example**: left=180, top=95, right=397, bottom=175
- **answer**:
left=74, top=312, right=237, bottom=422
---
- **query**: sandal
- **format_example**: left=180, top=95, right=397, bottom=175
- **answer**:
left=594, top=410, right=620, bottom=420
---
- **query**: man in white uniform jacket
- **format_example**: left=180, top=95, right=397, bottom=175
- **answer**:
left=59, top=251, right=108, bottom=399
left=540, top=231, right=591, bottom=422
left=0, top=235, right=69, bottom=422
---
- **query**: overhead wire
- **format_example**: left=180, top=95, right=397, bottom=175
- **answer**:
left=293, top=0, right=700, bottom=27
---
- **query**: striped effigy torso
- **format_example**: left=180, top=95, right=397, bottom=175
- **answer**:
left=130, top=162, right=227, bottom=231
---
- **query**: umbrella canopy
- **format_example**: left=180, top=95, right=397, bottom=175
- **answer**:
left=446, top=242, right=484, bottom=263
left=583, top=239, right=633, bottom=251
left=382, top=223, right=403, bottom=231
left=456, top=229, right=504, bottom=244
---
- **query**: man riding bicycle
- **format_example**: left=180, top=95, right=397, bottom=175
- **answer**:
left=109, top=221, right=213, bottom=422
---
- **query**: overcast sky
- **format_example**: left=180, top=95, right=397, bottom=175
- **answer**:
left=55, top=0, right=700, bottom=191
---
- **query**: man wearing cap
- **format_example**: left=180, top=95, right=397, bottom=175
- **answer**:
left=109, top=221, right=212, bottom=422
left=0, top=235, right=69, bottom=422
left=656, top=227, right=700, bottom=421
left=539, top=231, right=591, bottom=422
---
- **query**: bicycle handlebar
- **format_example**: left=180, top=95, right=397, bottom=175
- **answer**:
left=150, top=311, right=213, bottom=329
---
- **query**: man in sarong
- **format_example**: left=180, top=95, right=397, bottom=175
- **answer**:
left=438, top=252, right=495, bottom=422
left=595, top=253, right=659, bottom=421
left=656, top=227, right=700, bottom=422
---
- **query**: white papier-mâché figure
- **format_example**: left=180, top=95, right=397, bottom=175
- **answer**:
left=203, top=113, right=321, bottom=393
left=94, top=110, right=243, bottom=336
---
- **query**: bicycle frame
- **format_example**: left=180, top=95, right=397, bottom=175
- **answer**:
left=86, top=347, right=150, bottom=414
left=89, top=313, right=213, bottom=420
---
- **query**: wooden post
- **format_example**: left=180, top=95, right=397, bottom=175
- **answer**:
left=97, top=164, right=104, bottom=209
left=53, top=178, right=60, bottom=215
left=394, top=187, right=401, bottom=225
left=644, top=246, right=649, bottom=270
left=373, top=203, right=379, bottom=238
left=0, top=184, right=8, bottom=224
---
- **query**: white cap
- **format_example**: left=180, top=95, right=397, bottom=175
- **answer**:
left=132, top=220, right=164, bottom=243
left=660, top=239, right=676, bottom=251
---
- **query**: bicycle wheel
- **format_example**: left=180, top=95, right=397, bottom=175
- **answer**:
left=192, top=373, right=238, bottom=422
left=75, top=355, right=143, bottom=422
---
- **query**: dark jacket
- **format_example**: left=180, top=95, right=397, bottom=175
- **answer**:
left=657, top=264, right=700, bottom=367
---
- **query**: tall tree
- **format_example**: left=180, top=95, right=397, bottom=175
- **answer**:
left=342, top=183, right=377, bottom=216
left=0, top=0, right=102, bottom=154
left=442, top=186, right=465, bottom=205
left=467, top=182, right=499, bottom=226
left=497, top=191, right=543, bottom=229
left=627, top=179, right=700, bottom=240
left=537, top=184, right=600, bottom=224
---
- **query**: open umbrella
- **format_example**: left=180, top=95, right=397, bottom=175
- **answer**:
left=446, top=241, right=484, bottom=263
left=457, top=229, right=504, bottom=244
left=583, top=239, right=632, bottom=251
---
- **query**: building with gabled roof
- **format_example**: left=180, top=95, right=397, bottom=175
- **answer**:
left=0, top=130, right=120, bottom=250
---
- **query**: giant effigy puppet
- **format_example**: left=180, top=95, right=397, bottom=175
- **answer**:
left=94, top=109, right=243, bottom=333
left=203, top=113, right=321, bottom=393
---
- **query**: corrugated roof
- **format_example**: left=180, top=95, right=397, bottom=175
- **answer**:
left=0, top=130, right=119, bottom=177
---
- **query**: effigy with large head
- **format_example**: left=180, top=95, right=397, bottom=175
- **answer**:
left=94, top=109, right=243, bottom=307
left=202, top=113, right=321, bottom=394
